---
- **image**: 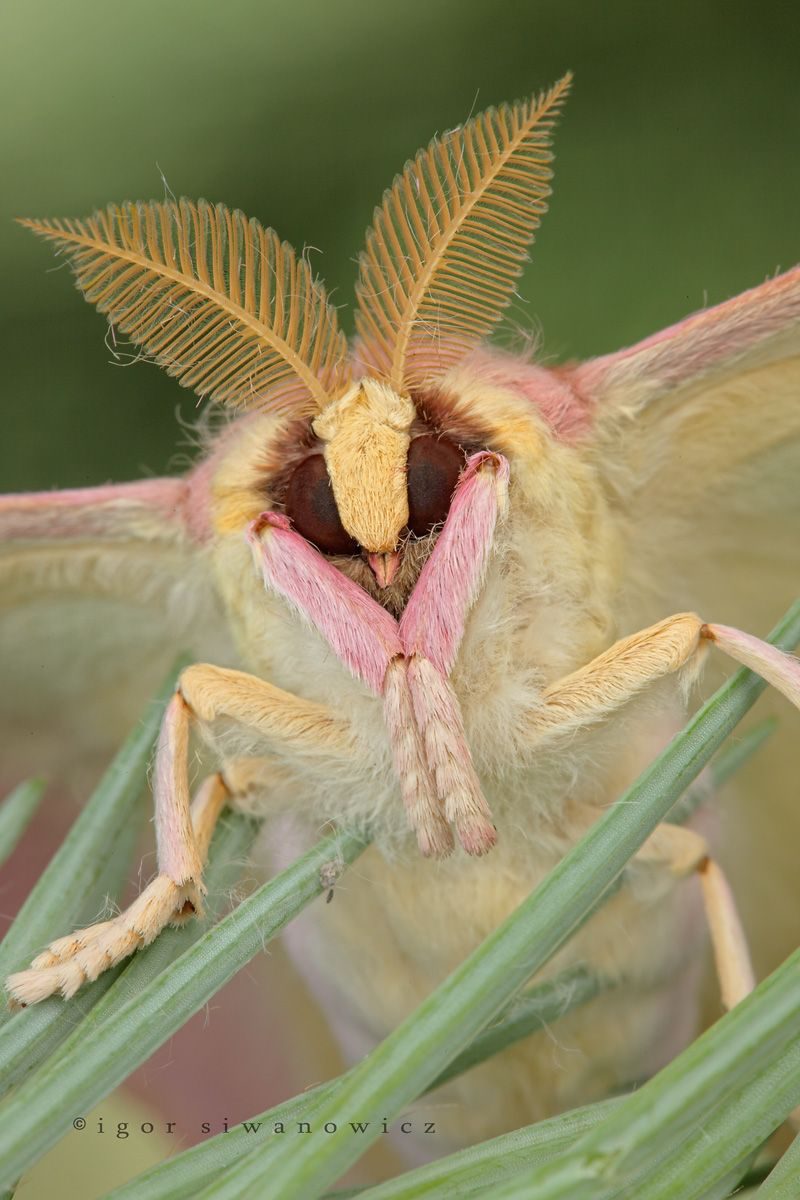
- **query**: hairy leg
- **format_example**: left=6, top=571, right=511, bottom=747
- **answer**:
left=526, top=613, right=800, bottom=746
left=530, top=613, right=706, bottom=742
left=6, top=772, right=229, bottom=1006
left=636, top=822, right=755, bottom=1010
left=518, top=613, right=799, bottom=1010
left=6, top=669, right=358, bottom=1006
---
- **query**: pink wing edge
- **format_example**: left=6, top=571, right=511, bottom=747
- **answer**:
left=0, top=465, right=215, bottom=546
left=454, top=266, right=800, bottom=442
left=570, top=265, right=800, bottom=404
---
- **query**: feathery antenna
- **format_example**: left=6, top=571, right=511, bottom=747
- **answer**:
left=20, top=200, right=350, bottom=415
left=353, top=74, right=572, bottom=392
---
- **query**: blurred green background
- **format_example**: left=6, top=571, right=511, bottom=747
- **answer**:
left=1, top=6, right=797, bottom=1195
left=1, top=0, right=797, bottom=492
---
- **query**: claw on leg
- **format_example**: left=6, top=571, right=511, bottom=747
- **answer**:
left=6, top=875, right=201, bottom=1006
left=5, top=774, right=228, bottom=1009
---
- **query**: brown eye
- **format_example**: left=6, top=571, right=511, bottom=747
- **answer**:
left=406, top=435, right=464, bottom=536
left=284, top=455, right=359, bottom=555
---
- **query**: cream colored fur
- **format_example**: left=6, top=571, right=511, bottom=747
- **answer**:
left=313, top=379, right=415, bottom=552
left=4, top=358, right=795, bottom=1146
left=189, top=373, right=720, bottom=1147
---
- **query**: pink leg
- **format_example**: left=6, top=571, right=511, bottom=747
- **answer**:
left=400, top=452, right=509, bottom=673
left=383, top=659, right=453, bottom=857
left=702, top=623, right=800, bottom=707
left=399, top=453, right=506, bottom=853
left=406, top=656, right=496, bottom=855
left=248, top=513, right=400, bottom=695
left=247, top=454, right=509, bottom=858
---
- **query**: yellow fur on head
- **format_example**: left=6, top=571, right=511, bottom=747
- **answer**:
left=312, top=379, right=415, bottom=552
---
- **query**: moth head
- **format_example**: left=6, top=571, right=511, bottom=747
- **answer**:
left=269, top=380, right=466, bottom=608
left=310, top=378, right=415, bottom=557
left=22, top=75, right=572, bottom=611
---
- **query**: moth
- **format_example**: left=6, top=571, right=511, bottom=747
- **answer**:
left=3, top=73, right=800, bottom=1151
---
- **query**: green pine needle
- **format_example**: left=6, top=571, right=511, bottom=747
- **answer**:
left=0, top=779, right=47, bottom=869
left=1, top=601, right=798, bottom=1200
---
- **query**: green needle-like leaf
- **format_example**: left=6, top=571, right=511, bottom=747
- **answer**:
left=0, top=826, right=367, bottom=1190
left=709, top=715, right=779, bottom=787
left=616, top=1042, right=796, bottom=1199
left=667, top=715, right=777, bottom=825
left=757, top=1133, right=800, bottom=1197
left=342, top=1098, right=618, bottom=1200
left=0, top=819, right=140, bottom=1098
left=487, top=949, right=800, bottom=1198
left=0, top=663, right=184, bottom=994
left=180, top=606, right=800, bottom=1199
left=0, top=808, right=258, bottom=1097
left=104, top=964, right=605, bottom=1200
left=430, top=965, right=603, bottom=1091
left=0, top=779, right=46, bottom=867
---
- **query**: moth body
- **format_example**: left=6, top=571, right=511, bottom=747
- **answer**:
left=191, top=358, right=709, bottom=1147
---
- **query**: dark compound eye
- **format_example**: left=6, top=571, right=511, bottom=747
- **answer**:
left=406, top=435, right=464, bottom=536
left=284, top=454, right=359, bottom=555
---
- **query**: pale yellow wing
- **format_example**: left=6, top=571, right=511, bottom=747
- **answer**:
left=0, top=475, right=235, bottom=786
left=576, top=269, right=800, bottom=647
left=574, top=266, right=800, bottom=980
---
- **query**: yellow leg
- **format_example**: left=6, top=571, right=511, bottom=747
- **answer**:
left=179, top=664, right=357, bottom=766
left=636, top=823, right=755, bottom=1010
left=6, top=772, right=229, bottom=1007
left=6, top=665, right=358, bottom=1007
left=528, top=613, right=706, bottom=744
